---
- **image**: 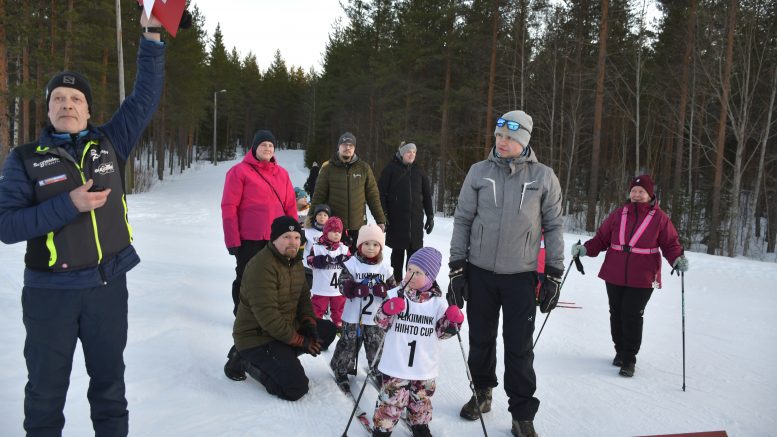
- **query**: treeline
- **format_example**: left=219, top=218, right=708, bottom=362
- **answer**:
left=1, top=1, right=775, bottom=258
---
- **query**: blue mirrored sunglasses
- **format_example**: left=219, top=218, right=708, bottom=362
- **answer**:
left=496, top=118, right=528, bottom=132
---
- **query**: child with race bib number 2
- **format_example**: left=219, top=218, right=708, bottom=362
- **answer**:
left=372, top=247, right=465, bottom=437
left=330, top=223, right=396, bottom=390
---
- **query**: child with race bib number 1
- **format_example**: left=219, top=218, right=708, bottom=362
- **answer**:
left=372, top=247, right=465, bottom=436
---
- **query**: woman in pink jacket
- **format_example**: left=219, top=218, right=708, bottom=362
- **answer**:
left=221, top=130, right=298, bottom=381
left=570, top=175, right=688, bottom=377
left=221, top=130, right=298, bottom=315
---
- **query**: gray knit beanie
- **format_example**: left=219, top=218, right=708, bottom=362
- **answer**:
left=494, top=110, right=532, bottom=147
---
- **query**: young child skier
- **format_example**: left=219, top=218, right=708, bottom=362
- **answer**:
left=308, top=216, right=350, bottom=330
left=372, top=247, right=465, bottom=437
left=295, top=187, right=310, bottom=225
left=303, top=204, right=331, bottom=288
left=330, top=223, right=397, bottom=390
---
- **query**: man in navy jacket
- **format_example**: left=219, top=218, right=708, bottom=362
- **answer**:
left=0, top=12, right=166, bottom=437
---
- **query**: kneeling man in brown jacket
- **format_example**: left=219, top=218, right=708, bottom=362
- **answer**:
left=226, top=215, right=337, bottom=400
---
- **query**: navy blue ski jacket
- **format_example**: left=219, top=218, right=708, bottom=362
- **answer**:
left=0, top=38, right=165, bottom=289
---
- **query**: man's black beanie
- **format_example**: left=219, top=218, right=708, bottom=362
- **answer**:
left=45, top=71, right=93, bottom=112
left=270, top=215, right=305, bottom=243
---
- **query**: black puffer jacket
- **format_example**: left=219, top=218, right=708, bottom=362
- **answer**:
left=378, top=155, right=433, bottom=249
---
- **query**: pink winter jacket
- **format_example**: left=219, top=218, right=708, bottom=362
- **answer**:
left=583, top=201, right=683, bottom=289
left=221, top=151, right=298, bottom=248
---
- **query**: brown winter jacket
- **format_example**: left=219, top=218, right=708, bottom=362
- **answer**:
left=310, top=153, right=386, bottom=231
left=233, top=243, right=315, bottom=351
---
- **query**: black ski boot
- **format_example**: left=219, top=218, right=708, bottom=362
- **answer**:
left=459, top=387, right=492, bottom=420
left=619, top=361, right=635, bottom=377
left=511, top=420, right=538, bottom=437
left=410, top=424, right=432, bottom=437
left=373, top=429, right=392, bottom=437
left=224, top=345, right=246, bottom=381
left=612, top=353, right=623, bottom=367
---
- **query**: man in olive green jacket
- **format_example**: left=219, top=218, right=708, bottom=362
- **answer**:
left=227, top=216, right=336, bottom=401
left=310, top=132, right=386, bottom=251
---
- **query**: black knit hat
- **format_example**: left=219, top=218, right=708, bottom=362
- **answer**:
left=313, top=204, right=331, bottom=218
left=251, top=130, right=276, bottom=155
left=45, top=71, right=93, bottom=112
left=270, top=216, right=304, bottom=242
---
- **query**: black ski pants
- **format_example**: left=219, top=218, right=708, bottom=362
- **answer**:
left=606, top=283, right=653, bottom=364
left=231, top=240, right=267, bottom=315
left=466, top=264, right=539, bottom=421
left=240, top=319, right=337, bottom=401
left=22, top=275, right=129, bottom=437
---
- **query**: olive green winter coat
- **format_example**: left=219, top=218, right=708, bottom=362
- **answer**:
left=232, top=243, right=314, bottom=351
left=310, top=153, right=386, bottom=230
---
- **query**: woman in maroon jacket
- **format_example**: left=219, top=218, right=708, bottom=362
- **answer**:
left=571, top=175, right=688, bottom=377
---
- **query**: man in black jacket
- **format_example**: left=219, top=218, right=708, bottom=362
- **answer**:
left=377, top=142, right=434, bottom=282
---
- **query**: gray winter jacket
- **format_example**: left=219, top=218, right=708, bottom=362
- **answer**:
left=449, top=148, right=564, bottom=274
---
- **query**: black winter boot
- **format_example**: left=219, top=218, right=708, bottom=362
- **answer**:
left=372, top=428, right=392, bottom=436
left=612, top=353, right=623, bottom=367
left=459, top=387, right=492, bottom=420
left=511, top=420, right=538, bottom=437
left=410, top=424, right=432, bottom=437
left=619, top=361, right=635, bottom=377
left=224, top=345, right=246, bottom=381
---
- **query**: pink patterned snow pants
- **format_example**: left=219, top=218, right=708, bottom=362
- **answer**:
left=372, top=376, right=436, bottom=432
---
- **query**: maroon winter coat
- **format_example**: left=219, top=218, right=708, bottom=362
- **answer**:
left=583, top=201, right=683, bottom=289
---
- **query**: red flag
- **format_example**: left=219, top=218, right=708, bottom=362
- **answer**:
left=137, top=0, right=186, bottom=37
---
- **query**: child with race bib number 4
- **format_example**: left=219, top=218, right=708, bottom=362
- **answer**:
left=372, top=247, right=464, bottom=437
left=329, top=223, right=396, bottom=389
left=308, top=216, right=350, bottom=329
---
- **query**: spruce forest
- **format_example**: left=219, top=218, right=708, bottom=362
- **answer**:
left=0, top=0, right=775, bottom=259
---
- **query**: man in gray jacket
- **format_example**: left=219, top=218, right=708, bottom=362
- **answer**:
left=448, top=110, right=564, bottom=437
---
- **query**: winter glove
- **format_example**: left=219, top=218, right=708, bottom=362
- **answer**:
left=334, top=254, right=348, bottom=265
left=372, top=282, right=389, bottom=298
left=356, top=282, right=371, bottom=298
left=382, top=297, right=406, bottom=316
left=341, top=280, right=359, bottom=299
left=310, top=255, right=330, bottom=269
left=300, top=317, right=319, bottom=342
left=447, top=260, right=469, bottom=308
left=445, top=305, right=465, bottom=324
left=538, top=266, right=563, bottom=313
left=673, top=255, right=689, bottom=273
left=424, top=216, right=434, bottom=234
left=301, top=336, right=322, bottom=357
left=228, top=246, right=239, bottom=257
left=570, top=243, right=586, bottom=258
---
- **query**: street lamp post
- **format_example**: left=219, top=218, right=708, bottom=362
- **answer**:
left=212, top=89, right=227, bottom=165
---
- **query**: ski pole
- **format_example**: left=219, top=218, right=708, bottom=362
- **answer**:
left=349, top=294, right=365, bottom=376
left=342, top=273, right=415, bottom=437
left=447, top=288, right=489, bottom=437
left=681, top=270, right=686, bottom=392
left=533, top=257, right=576, bottom=349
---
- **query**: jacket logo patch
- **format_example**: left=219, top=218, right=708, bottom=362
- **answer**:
left=38, top=174, right=68, bottom=186
left=32, top=157, right=61, bottom=168
left=352, top=173, right=362, bottom=178
left=94, top=163, right=115, bottom=175
left=90, top=149, right=110, bottom=161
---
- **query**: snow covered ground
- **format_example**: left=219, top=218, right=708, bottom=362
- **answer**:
left=1, top=149, right=776, bottom=436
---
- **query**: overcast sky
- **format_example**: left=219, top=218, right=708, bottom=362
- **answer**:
left=191, top=0, right=347, bottom=73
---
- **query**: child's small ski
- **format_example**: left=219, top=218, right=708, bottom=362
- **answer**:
left=336, top=377, right=372, bottom=435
